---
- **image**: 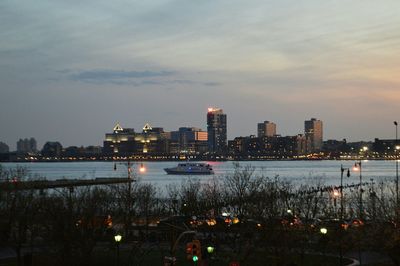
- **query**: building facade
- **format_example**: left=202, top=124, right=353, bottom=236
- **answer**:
left=103, top=122, right=169, bottom=156
left=257, top=121, right=277, bottom=138
left=304, top=118, right=323, bottom=152
left=103, top=122, right=136, bottom=156
left=41, top=141, right=63, bottom=158
left=16, top=138, right=37, bottom=154
left=228, top=134, right=306, bottom=159
left=169, top=127, right=208, bottom=154
left=0, top=142, right=9, bottom=153
left=207, top=108, right=227, bottom=154
left=134, top=123, right=168, bottom=154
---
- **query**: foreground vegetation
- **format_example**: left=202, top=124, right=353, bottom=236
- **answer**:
left=0, top=164, right=399, bottom=265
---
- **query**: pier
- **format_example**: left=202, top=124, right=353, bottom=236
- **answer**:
left=0, top=177, right=133, bottom=191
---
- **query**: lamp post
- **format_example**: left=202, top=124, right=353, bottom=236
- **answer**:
left=340, top=165, right=351, bottom=221
left=395, top=121, right=399, bottom=217
left=353, top=161, right=363, bottom=220
left=113, top=160, right=147, bottom=237
left=340, top=165, right=350, bottom=266
left=320, top=227, right=328, bottom=260
left=114, top=234, right=122, bottom=266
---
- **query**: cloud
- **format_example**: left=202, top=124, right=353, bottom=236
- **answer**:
left=70, top=69, right=175, bottom=83
left=203, top=82, right=221, bottom=86
left=66, top=69, right=222, bottom=87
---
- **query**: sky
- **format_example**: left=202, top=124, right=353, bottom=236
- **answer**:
left=1, top=0, right=400, bottom=150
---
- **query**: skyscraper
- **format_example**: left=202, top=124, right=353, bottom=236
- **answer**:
left=257, top=121, right=277, bottom=138
left=207, top=108, right=227, bottom=154
left=304, top=118, right=323, bottom=152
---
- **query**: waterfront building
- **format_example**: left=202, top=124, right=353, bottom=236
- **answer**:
left=228, top=137, right=247, bottom=156
left=228, top=135, right=260, bottom=159
left=63, top=145, right=103, bottom=158
left=84, top=146, right=103, bottom=157
left=323, top=139, right=351, bottom=158
left=304, top=118, right=323, bottom=152
left=103, top=122, right=168, bottom=156
left=41, top=141, right=63, bottom=158
left=207, top=108, right=227, bottom=154
left=134, top=123, right=168, bottom=154
left=228, top=134, right=306, bottom=159
left=257, top=121, right=277, bottom=138
left=0, top=141, right=9, bottom=153
left=370, top=138, right=399, bottom=158
left=260, top=135, right=306, bottom=158
left=103, top=122, right=136, bottom=156
left=170, top=127, right=208, bottom=154
left=16, top=137, right=37, bottom=154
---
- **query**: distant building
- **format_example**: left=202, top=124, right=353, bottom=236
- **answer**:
left=228, top=134, right=306, bottom=159
left=84, top=146, right=102, bottom=157
left=170, top=127, right=208, bottom=154
left=373, top=138, right=395, bottom=155
left=63, top=145, right=102, bottom=158
left=16, top=138, right=37, bottom=154
left=103, top=122, right=136, bottom=156
left=0, top=141, right=9, bottom=153
left=134, top=123, right=168, bottom=154
left=260, top=135, right=306, bottom=158
left=323, top=139, right=351, bottom=157
left=41, top=141, right=63, bottom=158
left=257, top=121, right=276, bottom=138
left=207, top=108, right=227, bottom=154
left=63, top=146, right=82, bottom=157
left=103, top=122, right=169, bottom=156
left=304, top=118, right=323, bottom=152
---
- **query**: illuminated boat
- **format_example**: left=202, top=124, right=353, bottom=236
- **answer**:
left=164, top=163, right=214, bottom=175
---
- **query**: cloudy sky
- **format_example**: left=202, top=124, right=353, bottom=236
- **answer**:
left=1, top=0, right=400, bottom=149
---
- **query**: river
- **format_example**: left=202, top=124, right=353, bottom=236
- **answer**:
left=1, top=160, right=397, bottom=189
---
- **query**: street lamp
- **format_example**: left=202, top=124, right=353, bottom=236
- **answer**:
left=340, top=165, right=351, bottom=221
left=320, top=227, right=328, bottom=259
left=353, top=161, right=363, bottom=220
left=395, top=121, right=399, bottom=217
left=339, top=165, right=350, bottom=266
left=114, top=234, right=122, bottom=266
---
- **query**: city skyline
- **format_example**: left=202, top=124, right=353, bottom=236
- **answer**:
left=1, top=1, right=400, bottom=149
left=1, top=113, right=393, bottom=151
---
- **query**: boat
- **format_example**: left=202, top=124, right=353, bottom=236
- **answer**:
left=164, top=163, right=214, bottom=175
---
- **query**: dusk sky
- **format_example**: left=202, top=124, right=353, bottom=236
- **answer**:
left=1, top=0, right=400, bottom=150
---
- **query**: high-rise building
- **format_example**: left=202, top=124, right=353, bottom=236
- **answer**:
left=16, top=137, right=37, bottom=154
left=304, top=118, right=323, bottom=152
left=207, top=108, right=227, bottom=154
left=257, top=121, right=276, bottom=138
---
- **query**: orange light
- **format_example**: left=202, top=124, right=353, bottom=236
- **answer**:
left=139, top=163, right=146, bottom=173
left=208, top=107, right=214, bottom=112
